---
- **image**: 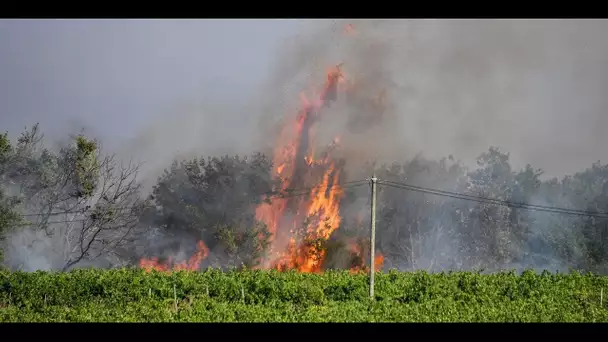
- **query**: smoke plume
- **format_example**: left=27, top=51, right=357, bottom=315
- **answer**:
left=5, top=19, right=608, bottom=273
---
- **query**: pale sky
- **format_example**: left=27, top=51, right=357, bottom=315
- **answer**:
left=0, top=19, right=305, bottom=144
left=4, top=19, right=608, bottom=180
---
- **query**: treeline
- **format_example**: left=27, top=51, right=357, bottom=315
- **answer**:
left=1, top=124, right=608, bottom=273
left=362, top=150, right=608, bottom=274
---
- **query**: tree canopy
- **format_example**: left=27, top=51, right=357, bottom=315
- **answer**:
left=1, top=124, right=608, bottom=274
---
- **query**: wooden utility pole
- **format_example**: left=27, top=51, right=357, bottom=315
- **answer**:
left=370, top=174, right=377, bottom=299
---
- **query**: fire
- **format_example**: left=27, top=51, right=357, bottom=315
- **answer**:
left=306, top=164, right=342, bottom=240
left=277, top=163, right=286, bottom=174
left=274, top=237, right=326, bottom=273
left=253, top=60, right=351, bottom=272
left=139, top=23, right=388, bottom=275
left=375, top=254, right=385, bottom=270
left=321, top=64, right=343, bottom=105
left=347, top=239, right=385, bottom=274
left=140, top=241, right=209, bottom=273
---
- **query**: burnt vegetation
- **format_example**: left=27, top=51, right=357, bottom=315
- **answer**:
left=1, top=125, right=608, bottom=274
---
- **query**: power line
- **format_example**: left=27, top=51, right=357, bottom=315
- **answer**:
left=13, top=178, right=608, bottom=225
left=380, top=180, right=608, bottom=218
left=12, top=178, right=608, bottom=220
left=379, top=180, right=608, bottom=218
left=381, top=179, right=608, bottom=217
left=12, top=180, right=370, bottom=223
left=265, top=180, right=368, bottom=199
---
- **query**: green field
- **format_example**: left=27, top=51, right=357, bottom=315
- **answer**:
left=1, top=268, right=607, bottom=322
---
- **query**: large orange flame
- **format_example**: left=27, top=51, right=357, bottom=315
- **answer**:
left=252, top=53, right=353, bottom=273
left=252, top=23, right=384, bottom=273
left=139, top=23, right=385, bottom=275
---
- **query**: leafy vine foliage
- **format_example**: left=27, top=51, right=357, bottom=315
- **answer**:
left=0, top=269, right=606, bottom=322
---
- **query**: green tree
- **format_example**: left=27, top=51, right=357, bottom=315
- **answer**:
left=141, top=153, right=276, bottom=269
left=0, top=125, right=146, bottom=271
left=0, top=131, right=23, bottom=261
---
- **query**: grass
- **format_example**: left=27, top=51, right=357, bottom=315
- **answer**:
left=0, top=268, right=607, bottom=322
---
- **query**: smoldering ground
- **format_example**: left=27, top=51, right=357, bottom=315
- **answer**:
left=4, top=19, right=608, bottom=273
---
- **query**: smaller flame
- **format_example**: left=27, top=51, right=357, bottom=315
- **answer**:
left=374, top=254, right=385, bottom=270
left=305, top=147, right=315, bottom=166
left=277, top=163, right=286, bottom=174
left=140, top=241, right=209, bottom=273
left=346, top=239, right=384, bottom=274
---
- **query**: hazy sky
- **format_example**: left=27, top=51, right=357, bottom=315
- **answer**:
left=3, top=19, right=608, bottom=181
left=0, top=19, right=305, bottom=144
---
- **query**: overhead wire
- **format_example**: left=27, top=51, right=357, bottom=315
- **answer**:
left=10, top=180, right=370, bottom=225
left=13, top=177, right=608, bottom=225
left=379, top=179, right=608, bottom=218
left=264, top=179, right=369, bottom=200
